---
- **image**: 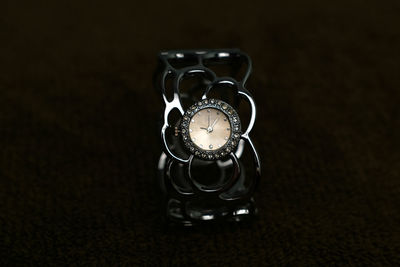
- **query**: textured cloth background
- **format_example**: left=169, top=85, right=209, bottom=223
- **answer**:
left=1, top=0, right=400, bottom=265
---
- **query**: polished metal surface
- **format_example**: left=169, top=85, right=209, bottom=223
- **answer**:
left=155, top=49, right=261, bottom=225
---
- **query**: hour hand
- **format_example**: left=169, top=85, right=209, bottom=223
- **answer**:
left=200, top=127, right=208, bottom=130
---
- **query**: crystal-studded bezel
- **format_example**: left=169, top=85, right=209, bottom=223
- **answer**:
left=180, top=99, right=242, bottom=161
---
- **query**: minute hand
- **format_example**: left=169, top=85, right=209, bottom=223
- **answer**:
left=211, top=117, right=219, bottom=128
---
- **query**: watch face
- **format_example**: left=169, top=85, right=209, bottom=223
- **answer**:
left=180, top=99, right=241, bottom=160
left=189, top=108, right=231, bottom=151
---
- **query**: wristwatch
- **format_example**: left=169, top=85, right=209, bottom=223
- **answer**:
left=154, top=49, right=261, bottom=225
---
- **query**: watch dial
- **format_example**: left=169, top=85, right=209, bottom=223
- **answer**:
left=189, top=108, right=231, bottom=151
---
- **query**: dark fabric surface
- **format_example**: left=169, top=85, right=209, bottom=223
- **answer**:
left=1, top=0, right=400, bottom=265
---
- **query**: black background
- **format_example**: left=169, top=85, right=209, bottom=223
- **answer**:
left=1, top=0, right=400, bottom=265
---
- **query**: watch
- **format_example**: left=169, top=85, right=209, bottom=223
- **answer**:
left=154, top=49, right=261, bottom=225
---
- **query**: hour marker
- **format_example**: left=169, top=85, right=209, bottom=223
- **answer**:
left=207, top=109, right=210, bottom=113
left=218, top=144, right=221, bottom=147
left=191, top=119, right=195, bottom=123
left=224, top=136, right=228, bottom=140
left=224, top=118, right=227, bottom=121
left=209, top=144, right=213, bottom=149
left=226, top=128, right=230, bottom=131
left=200, top=144, right=203, bottom=147
left=189, top=129, right=192, bottom=132
left=217, top=112, right=220, bottom=115
left=193, top=137, right=196, bottom=141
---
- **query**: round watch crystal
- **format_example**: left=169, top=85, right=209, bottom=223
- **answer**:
left=180, top=99, right=241, bottom=160
left=189, top=108, right=231, bottom=151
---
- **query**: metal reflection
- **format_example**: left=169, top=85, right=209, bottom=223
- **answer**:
left=155, top=49, right=261, bottom=225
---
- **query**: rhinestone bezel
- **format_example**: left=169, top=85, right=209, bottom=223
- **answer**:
left=180, top=99, right=242, bottom=160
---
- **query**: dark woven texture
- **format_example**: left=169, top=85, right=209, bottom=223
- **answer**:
left=1, top=0, right=400, bottom=265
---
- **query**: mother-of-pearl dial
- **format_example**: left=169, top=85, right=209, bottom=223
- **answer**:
left=189, top=108, right=231, bottom=151
left=180, top=99, right=241, bottom=160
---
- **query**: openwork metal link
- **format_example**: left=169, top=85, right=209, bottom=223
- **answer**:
left=155, top=49, right=261, bottom=225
